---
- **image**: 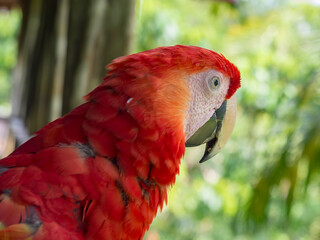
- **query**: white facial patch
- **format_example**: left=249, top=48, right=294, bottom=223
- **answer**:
left=184, top=69, right=230, bottom=140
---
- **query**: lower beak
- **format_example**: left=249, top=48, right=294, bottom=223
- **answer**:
left=185, top=95, right=237, bottom=163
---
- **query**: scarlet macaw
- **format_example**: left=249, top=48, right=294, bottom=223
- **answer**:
left=0, top=45, right=240, bottom=239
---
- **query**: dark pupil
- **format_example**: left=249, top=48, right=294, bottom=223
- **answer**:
left=214, top=78, right=219, bottom=86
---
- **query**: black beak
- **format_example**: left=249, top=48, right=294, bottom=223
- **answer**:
left=185, top=95, right=237, bottom=163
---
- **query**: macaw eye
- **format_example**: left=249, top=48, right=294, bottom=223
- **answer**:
left=208, top=76, right=220, bottom=91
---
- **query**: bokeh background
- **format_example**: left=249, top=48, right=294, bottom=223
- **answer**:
left=0, top=0, right=320, bottom=239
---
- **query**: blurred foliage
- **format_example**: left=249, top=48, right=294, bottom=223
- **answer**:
left=0, top=9, right=21, bottom=115
left=136, top=0, right=320, bottom=239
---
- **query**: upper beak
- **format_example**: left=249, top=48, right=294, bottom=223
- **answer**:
left=185, top=95, right=237, bottom=163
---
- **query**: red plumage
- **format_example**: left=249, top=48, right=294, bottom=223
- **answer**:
left=0, top=45, right=240, bottom=239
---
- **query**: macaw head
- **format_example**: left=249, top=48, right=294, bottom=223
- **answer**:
left=179, top=47, right=240, bottom=162
left=104, top=45, right=241, bottom=163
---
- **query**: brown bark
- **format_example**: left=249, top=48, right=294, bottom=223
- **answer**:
left=11, top=0, right=136, bottom=133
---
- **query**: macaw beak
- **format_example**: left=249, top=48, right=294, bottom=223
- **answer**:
left=185, top=95, right=237, bottom=163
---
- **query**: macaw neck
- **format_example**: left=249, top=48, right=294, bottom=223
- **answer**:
left=86, top=71, right=188, bottom=201
left=148, top=126, right=185, bottom=186
left=109, top=111, right=186, bottom=236
left=116, top=117, right=186, bottom=187
left=97, top=73, right=188, bottom=186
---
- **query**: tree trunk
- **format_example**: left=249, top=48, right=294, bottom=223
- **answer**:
left=11, top=0, right=136, bottom=134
